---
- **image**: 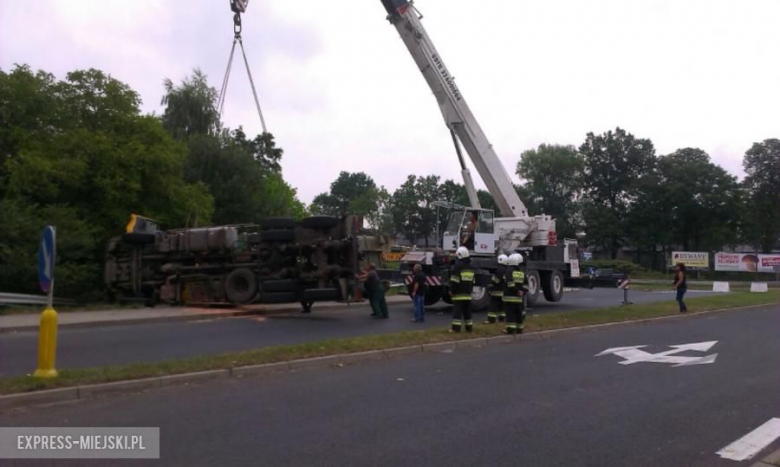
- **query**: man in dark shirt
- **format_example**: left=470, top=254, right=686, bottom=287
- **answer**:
left=411, top=264, right=427, bottom=322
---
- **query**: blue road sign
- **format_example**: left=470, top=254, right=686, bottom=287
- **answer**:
left=38, top=226, right=56, bottom=293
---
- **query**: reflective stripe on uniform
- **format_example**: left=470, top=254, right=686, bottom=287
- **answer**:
left=513, top=271, right=525, bottom=282
left=450, top=276, right=461, bottom=283
left=490, top=291, right=503, bottom=297
left=487, top=312, right=497, bottom=318
left=503, top=297, right=522, bottom=303
left=461, top=271, right=475, bottom=282
left=452, top=295, right=472, bottom=301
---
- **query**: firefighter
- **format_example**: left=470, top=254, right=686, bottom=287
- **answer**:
left=448, top=246, right=475, bottom=333
left=484, top=254, right=508, bottom=324
left=503, top=253, right=528, bottom=335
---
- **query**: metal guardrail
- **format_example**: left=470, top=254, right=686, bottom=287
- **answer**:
left=0, top=293, right=76, bottom=306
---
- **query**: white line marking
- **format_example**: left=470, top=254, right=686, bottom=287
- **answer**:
left=717, top=418, right=780, bottom=461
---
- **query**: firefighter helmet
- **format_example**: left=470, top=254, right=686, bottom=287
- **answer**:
left=456, top=246, right=470, bottom=260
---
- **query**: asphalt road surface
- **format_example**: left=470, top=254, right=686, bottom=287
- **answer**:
left=0, top=288, right=717, bottom=377
left=3, top=304, right=778, bottom=466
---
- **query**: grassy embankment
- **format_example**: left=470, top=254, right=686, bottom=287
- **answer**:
left=1, top=290, right=778, bottom=395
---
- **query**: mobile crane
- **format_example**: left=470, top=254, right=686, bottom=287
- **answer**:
left=380, top=0, right=581, bottom=309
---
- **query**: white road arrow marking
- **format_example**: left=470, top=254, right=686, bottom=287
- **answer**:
left=717, top=418, right=780, bottom=461
left=596, top=341, right=719, bottom=367
left=594, top=346, right=647, bottom=357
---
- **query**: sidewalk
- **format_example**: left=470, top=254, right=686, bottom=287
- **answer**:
left=0, top=296, right=412, bottom=333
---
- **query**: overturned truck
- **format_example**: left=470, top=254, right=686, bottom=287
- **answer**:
left=105, top=215, right=361, bottom=311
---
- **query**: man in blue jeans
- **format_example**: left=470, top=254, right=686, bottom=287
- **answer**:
left=411, top=264, right=427, bottom=322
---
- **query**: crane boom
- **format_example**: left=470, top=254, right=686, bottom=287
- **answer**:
left=380, top=0, right=528, bottom=218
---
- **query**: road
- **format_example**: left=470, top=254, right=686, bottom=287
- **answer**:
left=3, top=304, right=778, bottom=466
left=0, top=288, right=717, bottom=377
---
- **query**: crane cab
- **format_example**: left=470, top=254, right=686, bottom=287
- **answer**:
left=442, top=208, right=496, bottom=256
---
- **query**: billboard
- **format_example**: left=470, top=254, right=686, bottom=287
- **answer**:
left=715, top=253, right=780, bottom=273
left=672, top=251, right=709, bottom=269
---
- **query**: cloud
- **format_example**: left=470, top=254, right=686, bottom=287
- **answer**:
left=2, top=0, right=779, bottom=205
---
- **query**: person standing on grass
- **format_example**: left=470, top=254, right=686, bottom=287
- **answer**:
left=411, top=264, right=427, bottom=322
left=673, top=262, right=688, bottom=313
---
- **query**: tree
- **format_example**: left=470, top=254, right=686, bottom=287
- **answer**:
left=390, top=175, right=424, bottom=244
left=516, top=144, right=584, bottom=239
left=161, top=70, right=304, bottom=224
left=656, top=148, right=741, bottom=252
left=161, top=69, right=220, bottom=139
left=0, top=65, right=214, bottom=297
left=580, top=128, right=656, bottom=258
left=310, top=172, right=380, bottom=219
left=743, top=139, right=780, bottom=252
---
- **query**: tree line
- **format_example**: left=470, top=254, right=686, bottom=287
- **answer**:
left=1, top=64, right=777, bottom=298
left=311, top=129, right=780, bottom=267
left=0, top=65, right=305, bottom=298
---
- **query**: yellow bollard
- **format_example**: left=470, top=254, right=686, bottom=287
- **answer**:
left=33, top=306, right=58, bottom=378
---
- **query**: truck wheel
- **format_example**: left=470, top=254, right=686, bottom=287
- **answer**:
left=526, top=270, right=541, bottom=307
left=471, top=286, right=490, bottom=312
left=261, top=217, right=297, bottom=230
left=261, top=279, right=296, bottom=293
left=424, top=288, right=442, bottom=307
left=542, top=270, right=565, bottom=302
left=262, top=229, right=295, bottom=243
left=441, top=289, right=453, bottom=305
left=301, top=216, right=339, bottom=230
left=225, top=268, right=258, bottom=304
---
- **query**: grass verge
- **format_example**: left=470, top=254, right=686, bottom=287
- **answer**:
left=2, top=290, right=778, bottom=396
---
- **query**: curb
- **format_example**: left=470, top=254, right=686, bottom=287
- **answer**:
left=0, top=298, right=407, bottom=334
left=0, top=334, right=521, bottom=412
left=1, top=301, right=776, bottom=412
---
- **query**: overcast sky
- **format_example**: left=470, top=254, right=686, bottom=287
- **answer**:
left=2, top=0, right=779, bottom=203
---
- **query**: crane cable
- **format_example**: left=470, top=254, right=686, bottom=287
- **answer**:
left=217, top=5, right=268, bottom=134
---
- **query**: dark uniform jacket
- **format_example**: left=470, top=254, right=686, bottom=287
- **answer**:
left=489, top=264, right=507, bottom=297
left=503, top=267, right=528, bottom=303
left=450, top=259, right=475, bottom=301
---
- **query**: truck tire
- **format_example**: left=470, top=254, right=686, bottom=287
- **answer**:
left=261, top=292, right=296, bottom=304
left=301, top=216, right=339, bottom=230
left=526, top=270, right=541, bottom=307
left=121, top=233, right=156, bottom=245
left=260, top=217, right=297, bottom=230
left=304, top=288, right=340, bottom=301
left=262, top=229, right=295, bottom=243
left=470, top=286, right=490, bottom=312
left=441, top=288, right=453, bottom=305
left=225, top=268, right=258, bottom=304
left=261, top=279, right=296, bottom=293
left=424, top=288, right=442, bottom=307
left=542, top=270, right=564, bottom=302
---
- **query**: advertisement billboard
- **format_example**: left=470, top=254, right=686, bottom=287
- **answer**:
left=672, top=251, right=709, bottom=269
left=715, top=253, right=780, bottom=273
